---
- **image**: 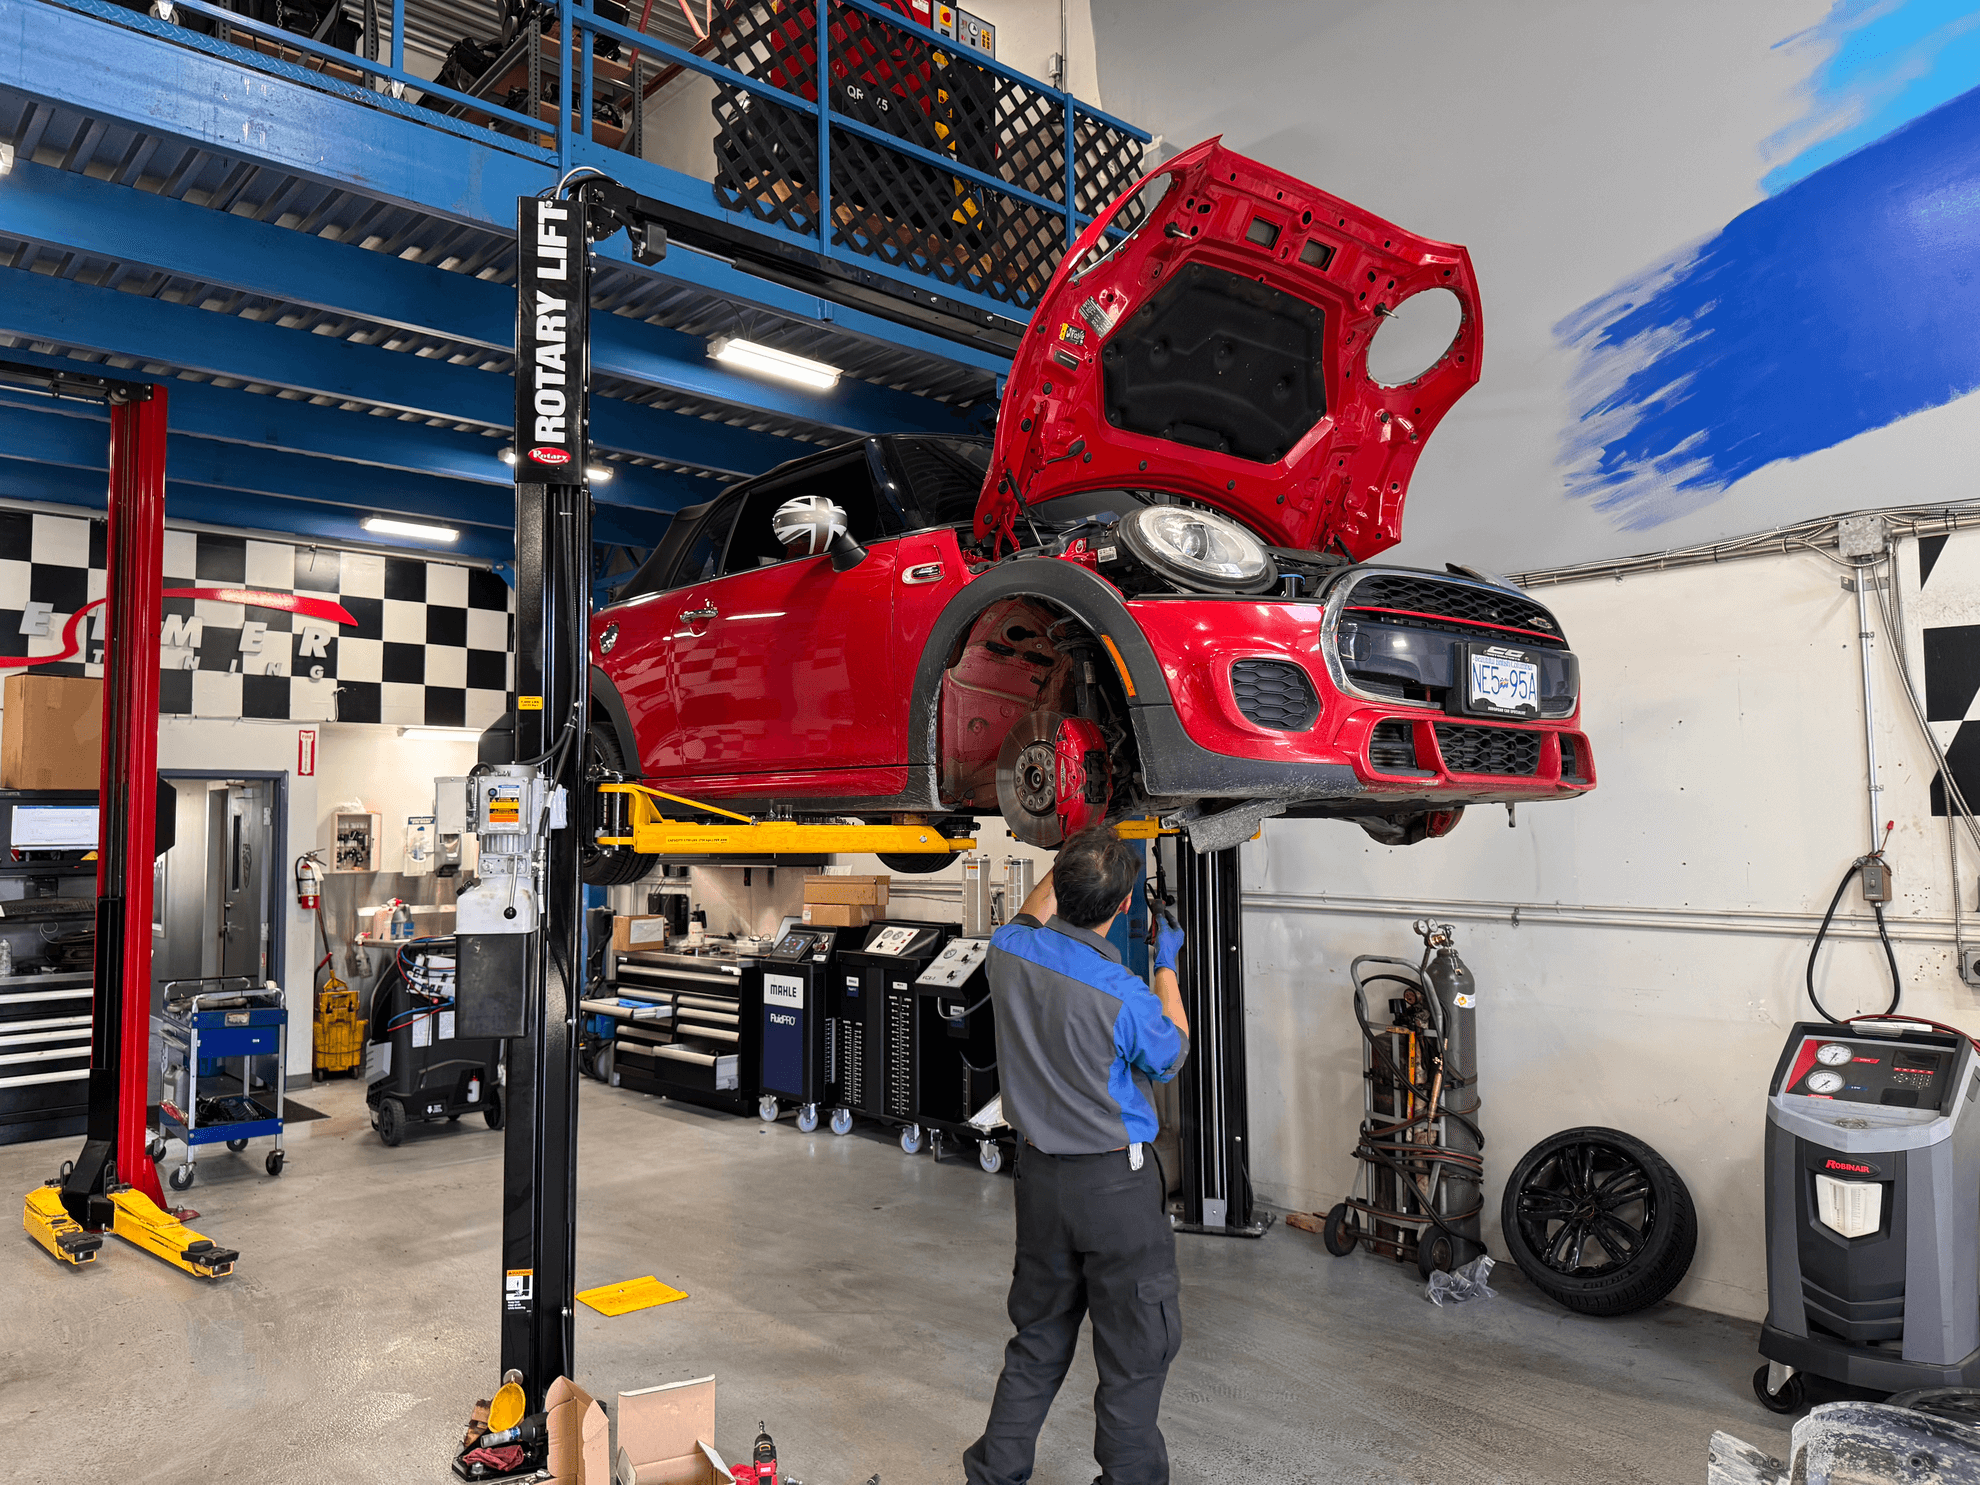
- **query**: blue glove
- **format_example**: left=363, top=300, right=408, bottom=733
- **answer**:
left=1154, top=921, right=1185, bottom=974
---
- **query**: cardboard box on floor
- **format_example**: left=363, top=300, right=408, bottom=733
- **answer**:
left=615, top=1376, right=731, bottom=1485
left=802, top=873, right=889, bottom=907
left=545, top=1376, right=610, bottom=1484
left=613, top=914, right=670, bottom=951
left=801, top=901, right=874, bottom=928
left=1, top=674, right=101, bottom=791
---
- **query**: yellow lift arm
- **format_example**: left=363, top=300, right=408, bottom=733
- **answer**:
left=596, top=784, right=977, bottom=858
left=23, top=1181, right=237, bottom=1278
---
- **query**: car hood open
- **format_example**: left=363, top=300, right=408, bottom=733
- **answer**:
left=975, top=138, right=1481, bottom=561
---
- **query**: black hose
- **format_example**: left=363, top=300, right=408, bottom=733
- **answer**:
left=1807, top=861, right=1902, bottom=1024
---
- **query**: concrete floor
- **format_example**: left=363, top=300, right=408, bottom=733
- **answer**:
left=2, top=1077, right=1794, bottom=1485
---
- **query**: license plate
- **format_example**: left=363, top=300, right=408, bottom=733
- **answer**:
left=1468, top=651, right=1539, bottom=717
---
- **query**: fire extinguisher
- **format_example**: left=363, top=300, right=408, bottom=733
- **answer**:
left=295, top=851, right=324, bottom=911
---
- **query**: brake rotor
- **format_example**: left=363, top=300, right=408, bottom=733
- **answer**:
left=995, top=712, right=1112, bottom=848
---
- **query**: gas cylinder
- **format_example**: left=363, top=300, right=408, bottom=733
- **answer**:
left=1417, top=919, right=1482, bottom=1252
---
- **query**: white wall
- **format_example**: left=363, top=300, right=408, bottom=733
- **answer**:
left=1239, top=536, right=1976, bottom=1321
left=312, top=723, right=481, bottom=875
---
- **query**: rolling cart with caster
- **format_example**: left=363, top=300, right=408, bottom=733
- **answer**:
left=822, top=919, right=954, bottom=1147
left=909, top=938, right=1010, bottom=1175
left=365, top=939, right=504, bottom=1146
left=1314, top=924, right=1484, bottom=1277
left=154, top=976, right=288, bottom=1191
left=756, top=923, right=864, bottom=1134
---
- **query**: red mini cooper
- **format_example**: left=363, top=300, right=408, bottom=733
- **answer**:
left=584, top=139, right=1594, bottom=880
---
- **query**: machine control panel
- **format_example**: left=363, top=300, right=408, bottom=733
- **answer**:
left=766, top=928, right=833, bottom=962
left=1777, top=1032, right=1959, bottom=1110
left=916, top=937, right=991, bottom=988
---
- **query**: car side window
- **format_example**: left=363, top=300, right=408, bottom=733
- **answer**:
left=658, top=495, right=742, bottom=592
left=884, top=436, right=992, bottom=529
left=719, top=455, right=892, bottom=576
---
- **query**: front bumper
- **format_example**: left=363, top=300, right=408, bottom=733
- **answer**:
left=1123, top=594, right=1596, bottom=809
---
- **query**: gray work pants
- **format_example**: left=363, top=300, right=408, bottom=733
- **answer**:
left=962, top=1143, right=1182, bottom=1485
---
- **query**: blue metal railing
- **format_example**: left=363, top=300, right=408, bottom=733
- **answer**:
left=37, top=0, right=1150, bottom=327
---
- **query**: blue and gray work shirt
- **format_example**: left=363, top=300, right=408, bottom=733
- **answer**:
left=987, top=913, right=1189, bottom=1154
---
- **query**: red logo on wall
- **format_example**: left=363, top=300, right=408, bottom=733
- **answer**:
left=529, top=447, right=572, bottom=465
left=0, top=588, right=358, bottom=672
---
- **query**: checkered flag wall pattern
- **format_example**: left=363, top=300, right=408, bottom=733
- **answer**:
left=0, top=506, right=513, bottom=727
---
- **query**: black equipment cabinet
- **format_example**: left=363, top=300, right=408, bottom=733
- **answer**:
left=608, top=947, right=763, bottom=1114
left=825, top=919, right=953, bottom=1143
left=0, top=787, right=102, bottom=1147
left=908, top=937, right=1004, bottom=1168
left=756, top=924, right=863, bottom=1131
left=364, top=943, right=505, bottom=1146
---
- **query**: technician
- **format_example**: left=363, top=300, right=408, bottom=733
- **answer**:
left=961, top=826, right=1190, bottom=1485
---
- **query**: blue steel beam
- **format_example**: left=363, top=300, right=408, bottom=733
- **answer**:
left=0, top=265, right=801, bottom=476
left=0, top=457, right=517, bottom=563
left=0, top=159, right=966, bottom=436
left=0, top=343, right=726, bottom=502
left=0, top=0, right=1013, bottom=378
left=0, top=392, right=700, bottom=531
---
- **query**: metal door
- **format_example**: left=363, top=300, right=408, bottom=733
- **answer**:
left=216, top=783, right=272, bottom=984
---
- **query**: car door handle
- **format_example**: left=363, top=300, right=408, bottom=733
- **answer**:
left=680, top=605, right=719, bottom=623
left=902, top=563, right=945, bottom=585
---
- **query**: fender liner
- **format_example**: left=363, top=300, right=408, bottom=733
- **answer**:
left=589, top=665, right=641, bottom=772
left=908, top=560, right=1361, bottom=804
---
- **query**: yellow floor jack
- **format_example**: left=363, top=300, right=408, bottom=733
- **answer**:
left=24, top=1172, right=238, bottom=1278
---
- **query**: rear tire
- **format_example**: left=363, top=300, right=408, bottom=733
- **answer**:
left=1500, top=1127, right=1696, bottom=1316
left=582, top=720, right=654, bottom=887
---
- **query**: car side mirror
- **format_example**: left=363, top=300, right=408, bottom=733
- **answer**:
left=829, top=529, right=868, bottom=572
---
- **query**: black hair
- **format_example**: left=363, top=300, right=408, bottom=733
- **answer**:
left=1054, top=826, right=1137, bottom=929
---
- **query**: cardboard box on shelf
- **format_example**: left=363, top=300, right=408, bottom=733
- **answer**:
left=801, top=902, right=876, bottom=928
left=802, top=873, right=890, bottom=907
left=613, top=914, right=670, bottom=951
left=1, top=674, right=101, bottom=792
left=543, top=1375, right=610, bottom=1484
left=616, top=1376, right=732, bottom=1485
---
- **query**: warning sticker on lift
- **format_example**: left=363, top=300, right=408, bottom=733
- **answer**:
left=486, top=786, right=523, bottom=827
left=505, top=1269, right=534, bottom=1311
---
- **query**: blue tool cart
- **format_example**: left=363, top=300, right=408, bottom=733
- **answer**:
left=152, top=976, right=287, bottom=1190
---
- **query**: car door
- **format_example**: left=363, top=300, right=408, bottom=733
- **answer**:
left=667, top=450, right=905, bottom=793
left=598, top=494, right=742, bottom=776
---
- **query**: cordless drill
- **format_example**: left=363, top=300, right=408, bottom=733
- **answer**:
left=729, top=1422, right=778, bottom=1485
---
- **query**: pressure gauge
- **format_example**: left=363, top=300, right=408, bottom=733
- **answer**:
left=1806, top=1070, right=1846, bottom=1094
left=1816, top=1043, right=1853, bottom=1066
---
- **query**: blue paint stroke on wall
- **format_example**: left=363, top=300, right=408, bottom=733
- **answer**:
left=1764, top=0, right=1980, bottom=196
left=1556, top=83, right=1980, bottom=532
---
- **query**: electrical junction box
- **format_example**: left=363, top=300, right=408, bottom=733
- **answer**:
left=1861, top=860, right=1894, bottom=904
left=934, top=3, right=995, bottom=57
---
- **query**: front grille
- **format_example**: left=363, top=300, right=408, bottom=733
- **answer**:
left=1347, top=575, right=1564, bottom=643
left=1434, top=724, right=1542, bottom=776
left=1561, top=735, right=1585, bottom=781
left=1231, top=660, right=1320, bottom=730
left=1368, top=720, right=1422, bottom=774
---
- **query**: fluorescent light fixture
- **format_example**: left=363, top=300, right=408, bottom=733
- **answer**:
left=362, top=516, right=459, bottom=542
left=498, top=447, right=518, bottom=466
left=586, top=464, right=614, bottom=483
left=399, top=727, right=479, bottom=742
left=0, top=142, right=14, bottom=177
left=708, top=336, right=841, bottom=391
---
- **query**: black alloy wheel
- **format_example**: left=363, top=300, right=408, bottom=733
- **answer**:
left=1499, top=1126, right=1696, bottom=1316
left=581, top=720, right=652, bottom=887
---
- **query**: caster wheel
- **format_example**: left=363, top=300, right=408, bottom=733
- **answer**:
left=796, top=1106, right=819, bottom=1134
left=594, top=1046, right=614, bottom=1085
left=313, top=1068, right=326, bottom=1084
left=377, top=1099, right=405, bottom=1147
left=758, top=1095, right=780, bottom=1123
left=483, top=1087, right=504, bottom=1131
left=1753, top=1364, right=1805, bottom=1414
left=265, top=1150, right=285, bottom=1177
left=978, top=1141, right=1004, bottom=1175
left=1322, top=1203, right=1359, bottom=1257
left=167, top=1164, right=195, bottom=1192
left=900, top=1124, right=924, bottom=1155
left=226, top=1138, right=249, bottom=1153
left=448, top=1113, right=461, bottom=1123
left=830, top=1108, right=853, bottom=1136
left=348, top=1064, right=364, bottom=1079
left=930, top=1131, right=944, bottom=1162
left=146, top=1137, right=167, bottom=1163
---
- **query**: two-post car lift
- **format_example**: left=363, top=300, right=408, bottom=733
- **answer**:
left=8, top=363, right=239, bottom=1279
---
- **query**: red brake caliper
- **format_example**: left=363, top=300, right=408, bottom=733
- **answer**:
left=1053, top=717, right=1112, bottom=840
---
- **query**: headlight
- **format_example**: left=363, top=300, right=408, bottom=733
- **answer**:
left=1116, top=506, right=1277, bottom=593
